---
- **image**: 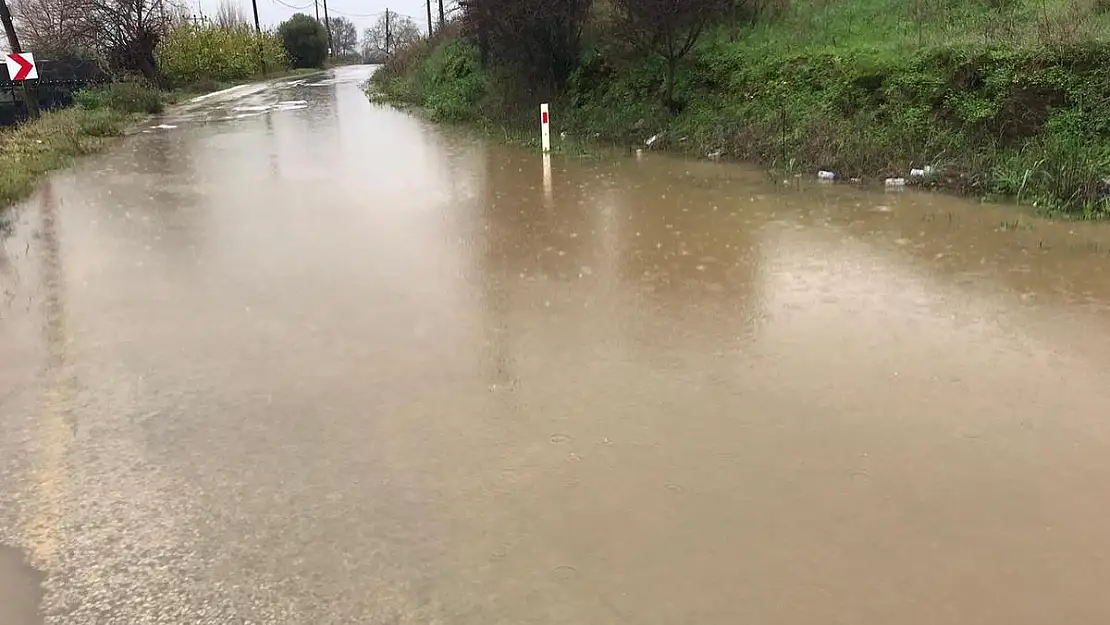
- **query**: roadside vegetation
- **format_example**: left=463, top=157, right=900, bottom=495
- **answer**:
left=372, top=0, right=1110, bottom=217
left=0, top=0, right=356, bottom=210
left=0, top=85, right=149, bottom=206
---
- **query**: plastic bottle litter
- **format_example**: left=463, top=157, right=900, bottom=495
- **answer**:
left=884, top=178, right=906, bottom=187
left=817, top=170, right=837, bottom=180
left=909, top=168, right=926, bottom=177
left=645, top=133, right=663, bottom=147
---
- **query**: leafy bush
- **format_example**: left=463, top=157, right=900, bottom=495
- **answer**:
left=420, top=40, right=488, bottom=122
left=278, top=14, right=329, bottom=69
left=158, top=24, right=288, bottom=87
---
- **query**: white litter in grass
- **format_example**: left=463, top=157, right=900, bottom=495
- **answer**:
left=817, top=170, right=836, bottom=180
left=150, top=124, right=177, bottom=129
left=884, top=177, right=906, bottom=187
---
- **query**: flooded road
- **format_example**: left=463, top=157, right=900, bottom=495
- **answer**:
left=3, top=64, right=1110, bottom=624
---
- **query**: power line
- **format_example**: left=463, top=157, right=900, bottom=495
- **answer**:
left=325, top=7, right=418, bottom=20
left=270, top=0, right=315, bottom=11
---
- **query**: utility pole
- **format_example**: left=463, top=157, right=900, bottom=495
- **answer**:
left=426, top=0, right=432, bottom=37
left=250, top=0, right=263, bottom=75
left=385, top=8, right=391, bottom=55
left=315, top=0, right=319, bottom=23
left=0, top=0, right=38, bottom=120
left=322, top=0, right=332, bottom=56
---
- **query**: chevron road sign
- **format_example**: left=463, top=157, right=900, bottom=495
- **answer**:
left=6, top=53, right=38, bottom=81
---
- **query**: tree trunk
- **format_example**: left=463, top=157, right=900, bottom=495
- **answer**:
left=0, top=0, right=39, bottom=120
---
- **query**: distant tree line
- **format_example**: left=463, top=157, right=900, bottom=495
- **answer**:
left=3, top=0, right=419, bottom=86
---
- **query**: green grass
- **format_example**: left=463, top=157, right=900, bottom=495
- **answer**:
left=372, top=0, right=1110, bottom=217
left=0, top=106, right=132, bottom=208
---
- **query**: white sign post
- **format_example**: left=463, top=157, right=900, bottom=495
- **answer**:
left=540, top=103, right=551, bottom=153
left=5, top=53, right=38, bottom=81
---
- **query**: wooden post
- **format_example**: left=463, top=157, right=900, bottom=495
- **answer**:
left=322, top=0, right=333, bottom=56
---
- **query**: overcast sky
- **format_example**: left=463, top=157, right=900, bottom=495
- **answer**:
left=196, top=0, right=436, bottom=39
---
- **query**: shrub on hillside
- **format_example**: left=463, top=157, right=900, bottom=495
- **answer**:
left=420, top=40, right=488, bottom=122
left=460, top=0, right=593, bottom=90
left=279, top=14, right=329, bottom=69
left=158, top=24, right=287, bottom=87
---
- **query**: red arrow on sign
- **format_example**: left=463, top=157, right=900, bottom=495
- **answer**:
left=8, top=54, right=34, bottom=81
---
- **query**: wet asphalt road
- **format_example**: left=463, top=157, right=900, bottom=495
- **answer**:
left=3, top=65, right=1110, bottom=624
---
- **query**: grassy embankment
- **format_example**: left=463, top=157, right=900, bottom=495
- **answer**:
left=0, top=82, right=166, bottom=208
left=371, top=0, right=1110, bottom=217
left=0, top=24, right=307, bottom=211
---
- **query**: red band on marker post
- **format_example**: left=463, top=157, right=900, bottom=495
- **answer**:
left=540, top=103, right=551, bottom=153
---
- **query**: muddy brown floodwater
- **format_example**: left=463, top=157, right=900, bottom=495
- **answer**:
left=3, top=65, right=1110, bottom=624
left=0, top=546, right=44, bottom=625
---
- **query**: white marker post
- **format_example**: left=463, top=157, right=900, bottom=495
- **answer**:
left=540, top=103, right=553, bottom=204
left=540, top=103, right=551, bottom=153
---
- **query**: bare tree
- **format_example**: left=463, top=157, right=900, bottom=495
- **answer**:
left=213, top=0, right=248, bottom=30
left=90, top=0, right=167, bottom=81
left=325, top=15, right=357, bottom=55
left=612, top=0, right=729, bottom=107
left=12, top=0, right=97, bottom=55
left=361, top=12, right=419, bottom=56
